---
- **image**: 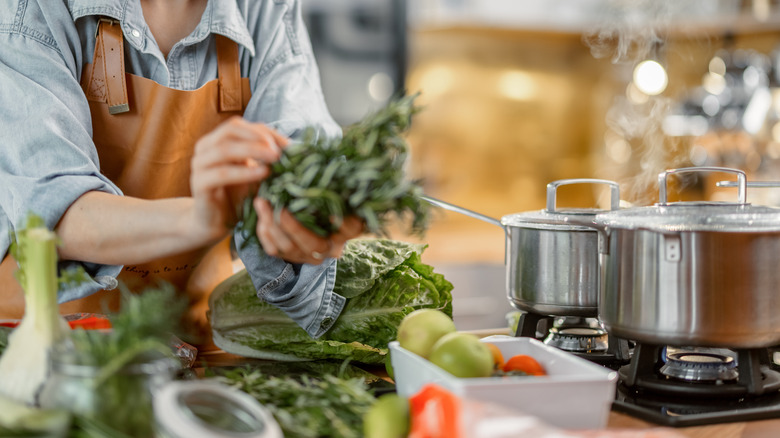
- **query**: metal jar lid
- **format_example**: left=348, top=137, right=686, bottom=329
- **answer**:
left=501, top=178, right=620, bottom=231
left=154, top=380, right=283, bottom=438
left=594, top=167, right=780, bottom=233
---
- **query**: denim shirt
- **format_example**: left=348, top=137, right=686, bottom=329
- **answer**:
left=0, top=0, right=345, bottom=338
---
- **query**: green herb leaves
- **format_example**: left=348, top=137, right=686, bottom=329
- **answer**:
left=215, top=367, right=376, bottom=438
left=239, top=93, right=429, bottom=244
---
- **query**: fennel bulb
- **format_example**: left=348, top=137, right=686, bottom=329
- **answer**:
left=0, top=222, right=70, bottom=405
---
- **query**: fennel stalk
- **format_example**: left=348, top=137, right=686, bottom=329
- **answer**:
left=0, top=220, right=71, bottom=406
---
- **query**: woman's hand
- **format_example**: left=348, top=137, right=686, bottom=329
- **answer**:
left=254, top=199, right=364, bottom=264
left=190, top=117, right=288, bottom=243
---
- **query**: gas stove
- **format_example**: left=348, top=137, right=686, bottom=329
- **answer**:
left=613, top=342, right=780, bottom=426
left=513, top=312, right=631, bottom=369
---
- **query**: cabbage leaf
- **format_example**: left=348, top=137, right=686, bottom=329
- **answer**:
left=209, top=239, right=453, bottom=364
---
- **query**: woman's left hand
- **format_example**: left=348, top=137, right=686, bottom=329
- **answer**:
left=253, top=198, right=364, bottom=264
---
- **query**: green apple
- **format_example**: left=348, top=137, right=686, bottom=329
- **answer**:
left=396, top=309, right=456, bottom=359
left=363, top=393, right=409, bottom=438
left=428, top=332, right=494, bottom=378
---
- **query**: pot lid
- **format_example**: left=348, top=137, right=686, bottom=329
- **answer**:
left=501, top=178, right=620, bottom=231
left=595, top=202, right=780, bottom=232
left=595, top=167, right=780, bottom=233
left=501, top=208, right=606, bottom=231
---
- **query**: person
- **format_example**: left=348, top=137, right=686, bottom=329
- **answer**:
left=0, top=0, right=363, bottom=346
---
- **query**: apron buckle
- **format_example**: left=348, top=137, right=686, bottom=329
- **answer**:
left=95, top=17, right=120, bottom=39
left=108, top=103, right=130, bottom=115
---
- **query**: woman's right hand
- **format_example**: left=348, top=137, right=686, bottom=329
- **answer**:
left=190, top=117, right=288, bottom=244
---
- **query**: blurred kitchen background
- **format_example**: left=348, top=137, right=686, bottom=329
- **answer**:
left=301, top=0, right=780, bottom=329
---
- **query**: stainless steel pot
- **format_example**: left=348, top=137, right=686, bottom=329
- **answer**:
left=593, top=167, right=780, bottom=348
left=425, top=178, right=619, bottom=317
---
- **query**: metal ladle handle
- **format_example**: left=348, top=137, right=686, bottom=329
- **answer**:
left=658, top=166, right=747, bottom=205
left=546, top=179, right=620, bottom=213
left=420, top=196, right=503, bottom=227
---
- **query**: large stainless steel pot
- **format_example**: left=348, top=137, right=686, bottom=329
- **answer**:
left=593, top=167, right=780, bottom=349
left=425, top=179, right=619, bottom=317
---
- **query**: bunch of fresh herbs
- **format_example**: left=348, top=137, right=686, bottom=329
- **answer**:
left=238, top=93, right=429, bottom=244
left=214, top=365, right=377, bottom=438
left=55, top=284, right=187, bottom=437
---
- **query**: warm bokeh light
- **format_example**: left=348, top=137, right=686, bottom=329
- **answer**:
left=708, top=56, right=727, bottom=76
left=702, top=72, right=726, bottom=95
left=497, top=70, right=537, bottom=101
left=626, top=82, right=649, bottom=104
left=633, top=60, right=668, bottom=95
left=414, top=65, right=455, bottom=98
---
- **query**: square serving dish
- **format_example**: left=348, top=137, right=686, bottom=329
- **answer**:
left=389, top=335, right=618, bottom=429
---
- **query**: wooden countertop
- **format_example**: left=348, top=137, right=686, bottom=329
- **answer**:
left=607, top=411, right=780, bottom=438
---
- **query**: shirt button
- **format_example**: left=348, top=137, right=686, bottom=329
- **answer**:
left=131, top=29, right=141, bottom=39
left=320, top=317, right=334, bottom=329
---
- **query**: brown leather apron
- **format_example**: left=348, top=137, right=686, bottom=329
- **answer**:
left=0, top=20, right=251, bottom=346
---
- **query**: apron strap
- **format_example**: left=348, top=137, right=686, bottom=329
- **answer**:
left=215, top=35, right=243, bottom=112
left=84, top=21, right=242, bottom=114
left=84, top=18, right=130, bottom=114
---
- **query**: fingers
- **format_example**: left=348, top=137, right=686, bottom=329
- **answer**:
left=254, top=199, right=365, bottom=264
left=194, top=117, right=285, bottom=167
left=191, top=117, right=289, bottom=203
left=192, top=165, right=268, bottom=198
left=255, top=199, right=322, bottom=264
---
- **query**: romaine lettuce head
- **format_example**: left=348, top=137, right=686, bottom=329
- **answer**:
left=209, top=239, right=453, bottom=364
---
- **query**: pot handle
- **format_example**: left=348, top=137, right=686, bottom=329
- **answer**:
left=658, top=167, right=747, bottom=204
left=420, top=196, right=503, bottom=228
left=546, top=179, right=620, bottom=213
left=717, top=180, right=780, bottom=188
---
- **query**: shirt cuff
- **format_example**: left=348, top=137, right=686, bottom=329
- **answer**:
left=234, top=230, right=345, bottom=339
left=56, top=260, right=121, bottom=303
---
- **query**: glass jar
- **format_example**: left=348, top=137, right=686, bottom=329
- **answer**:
left=153, top=380, right=283, bottom=438
left=39, top=355, right=179, bottom=437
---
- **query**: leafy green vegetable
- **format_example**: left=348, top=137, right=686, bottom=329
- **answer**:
left=213, top=366, right=377, bottom=438
left=238, top=93, right=429, bottom=243
left=209, top=239, right=453, bottom=364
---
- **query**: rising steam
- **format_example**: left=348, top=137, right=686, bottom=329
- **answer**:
left=582, top=0, right=671, bottom=64
left=583, top=0, right=703, bottom=204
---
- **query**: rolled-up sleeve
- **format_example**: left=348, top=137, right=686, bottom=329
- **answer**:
left=234, top=231, right=345, bottom=339
left=0, top=12, right=123, bottom=300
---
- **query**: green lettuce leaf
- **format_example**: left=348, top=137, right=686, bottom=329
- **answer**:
left=209, top=239, right=453, bottom=364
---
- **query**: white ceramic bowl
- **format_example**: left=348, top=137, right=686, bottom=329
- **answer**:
left=389, top=335, right=618, bottom=429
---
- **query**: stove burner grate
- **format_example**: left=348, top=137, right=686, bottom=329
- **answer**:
left=613, top=342, right=780, bottom=427
left=544, top=327, right=609, bottom=353
left=512, top=311, right=632, bottom=368
left=659, top=351, right=738, bottom=382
